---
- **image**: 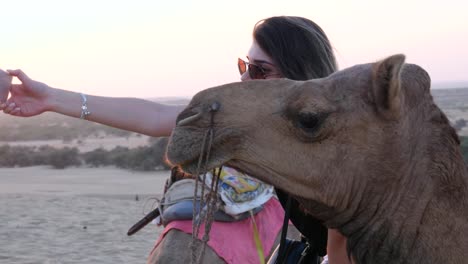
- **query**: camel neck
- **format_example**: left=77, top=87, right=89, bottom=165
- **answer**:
left=339, top=152, right=468, bottom=264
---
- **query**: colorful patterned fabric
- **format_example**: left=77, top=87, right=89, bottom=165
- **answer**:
left=217, top=166, right=260, bottom=194
left=204, top=166, right=275, bottom=215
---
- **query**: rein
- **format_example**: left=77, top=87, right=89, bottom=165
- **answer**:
left=190, top=102, right=223, bottom=264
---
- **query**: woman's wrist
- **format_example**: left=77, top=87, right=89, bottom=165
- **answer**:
left=47, top=87, right=82, bottom=118
left=45, top=86, right=62, bottom=112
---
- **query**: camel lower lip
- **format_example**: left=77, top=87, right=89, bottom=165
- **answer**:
left=177, top=157, right=236, bottom=176
left=177, top=160, right=201, bottom=175
left=176, top=158, right=222, bottom=175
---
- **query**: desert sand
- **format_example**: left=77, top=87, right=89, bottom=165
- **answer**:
left=0, top=166, right=169, bottom=264
left=0, top=166, right=168, bottom=195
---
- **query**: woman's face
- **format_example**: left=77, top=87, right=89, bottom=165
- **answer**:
left=240, top=41, right=282, bottom=82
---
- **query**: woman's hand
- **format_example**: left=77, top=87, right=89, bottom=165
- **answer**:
left=327, top=229, right=353, bottom=264
left=0, top=69, right=53, bottom=117
left=0, top=69, right=12, bottom=102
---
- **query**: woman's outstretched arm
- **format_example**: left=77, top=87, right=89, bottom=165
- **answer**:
left=1, top=69, right=186, bottom=137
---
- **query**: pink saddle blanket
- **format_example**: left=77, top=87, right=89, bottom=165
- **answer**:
left=150, top=198, right=284, bottom=264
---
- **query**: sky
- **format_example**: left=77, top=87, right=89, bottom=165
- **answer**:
left=1, top=0, right=467, bottom=98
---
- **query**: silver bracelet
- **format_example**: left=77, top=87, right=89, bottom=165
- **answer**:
left=79, top=93, right=91, bottom=120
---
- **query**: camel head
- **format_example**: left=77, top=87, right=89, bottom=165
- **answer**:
left=167, top=54, right=468, bottom=262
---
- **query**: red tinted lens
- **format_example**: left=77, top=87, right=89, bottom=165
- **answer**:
left=238, top=58, right=247, bottom=75
left=237, top=58, right=265, bottom=79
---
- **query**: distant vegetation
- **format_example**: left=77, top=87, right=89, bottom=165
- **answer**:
left=82, top=137, right=170, bottom=171
left=0, top=145, right=80, bottom=169
left=0, top=137, right=170, bottom=170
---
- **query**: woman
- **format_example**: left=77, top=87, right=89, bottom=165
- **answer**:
left=1, top=16, right=350, bottom=264
left=243, top=17, right=345, bottom=264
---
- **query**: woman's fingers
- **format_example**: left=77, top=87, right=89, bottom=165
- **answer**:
left=2, top=100, right=24, bottom=116
left=9, top=107, right=21, bottom=116
left=3, top=102, right=16, bottom=114
left=7, top=69, right=31, bottom=84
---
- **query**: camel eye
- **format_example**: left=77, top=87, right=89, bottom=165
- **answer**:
left=283, top=105, right=329, bottom=140
left=297, top=113, right=319, bottom=131
left=296, top=113, right=326, bottom=134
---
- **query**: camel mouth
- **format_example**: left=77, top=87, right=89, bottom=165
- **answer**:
left=172, top=151, right=231, bottom=176
left=176, top=160, right=257, bottom=185
left=168, top=125, right=245, bottom=175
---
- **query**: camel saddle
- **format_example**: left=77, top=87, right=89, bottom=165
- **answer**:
left=159, top=178, right=264, bottom=225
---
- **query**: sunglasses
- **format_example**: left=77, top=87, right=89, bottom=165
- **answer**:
left=237, top=58, right=270, bottom=80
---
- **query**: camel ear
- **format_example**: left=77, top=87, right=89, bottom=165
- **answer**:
left=371, top=54, right=405, bottom=119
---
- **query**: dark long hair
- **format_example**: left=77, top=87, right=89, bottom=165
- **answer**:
left=253, top=16, right=335, bottom=258
left=253, top=16, right=337, bottom=80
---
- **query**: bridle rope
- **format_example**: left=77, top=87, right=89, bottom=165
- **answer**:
left=190, top=102, right=222, bottom=264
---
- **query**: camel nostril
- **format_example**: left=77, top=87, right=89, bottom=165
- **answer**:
left=209, top=101, right=221, bottom=112
left=176, top=111, right=203, bottom=126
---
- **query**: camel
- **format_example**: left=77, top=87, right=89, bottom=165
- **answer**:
left=166, top=54, right=468, bottom=264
